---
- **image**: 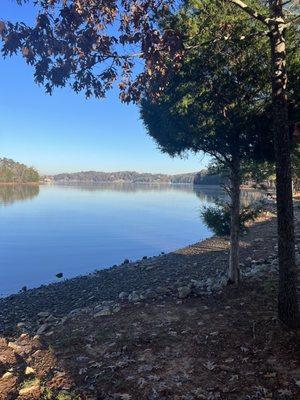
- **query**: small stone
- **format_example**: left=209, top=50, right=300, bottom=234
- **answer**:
left=177, top=286, right=191, bottom=299
left=128, top=291, right=140, bottom=302
left=1, top=372, right=13, bottom=380
left=119, top=292, right=128, bottom=301
left=140, top=289, right=157, bottom=300
left=94, top=307, right=113, bottom=317
left=19, top=385, right=40, bottom=397
left=37, top=311, right=50, bottom=318
left=25, top=366, right=35, bottom=375
left=36, top=323, right=51, bottom=335
left=17, top=322, right=27, bottom=329
left=45, top=314, right=58, bottom=323
left=155, top=287, right=169, bottom=295
left=8, top=342, right=22, bottom=353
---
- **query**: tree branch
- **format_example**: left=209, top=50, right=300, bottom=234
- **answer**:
left=227, top=0, right=269, bottom=26
left=285, top=14, right=300, bottom=27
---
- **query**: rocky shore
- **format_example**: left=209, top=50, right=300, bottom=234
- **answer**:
left=0, top=206, right=299, bottom=399
left=1, top=207, right=297, bottom=336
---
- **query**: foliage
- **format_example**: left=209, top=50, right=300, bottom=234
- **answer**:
left=140, top=0, right=276, bottom=165
left=292, top=145, right=300, bottom=192
left=201, top=200, right=262, bottom=236
left=193, top=171, right=222, bottom=186
left=49, top=170, right=219, bottom=184
left=1, top=1, right=298, bottom=104
left=0, top=158, right=39, bottom=183
left=0, top=0, right=184, bottom=102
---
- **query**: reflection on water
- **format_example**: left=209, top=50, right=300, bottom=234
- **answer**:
left=0, top=183, right=264, bottom=208
left=0, top=183, right=264, bottom=296
left=0, top=184, right=39, bottom=206
left=48, top=182, right=263, bottom=204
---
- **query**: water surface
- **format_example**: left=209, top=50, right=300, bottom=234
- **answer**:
left=0, top=183, right=261, bottom=296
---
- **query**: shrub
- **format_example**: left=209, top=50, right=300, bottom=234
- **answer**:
left=201, top=201, right=262, bottom=236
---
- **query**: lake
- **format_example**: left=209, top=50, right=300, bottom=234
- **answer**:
left=0, top=184, right=261, bottom=296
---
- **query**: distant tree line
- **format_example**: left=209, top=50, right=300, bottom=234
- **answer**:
left=46, top=170, right=221, bottom=185
left=0, top=158, right=39, bottom=183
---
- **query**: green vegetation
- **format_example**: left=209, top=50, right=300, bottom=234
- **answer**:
left=0, top=158, right=39, bottom=183
left=48, top=170, right=220, bottom=185
left=140, top=0, right=277, bottom=285
left=201, top=201, right=262, bottom=237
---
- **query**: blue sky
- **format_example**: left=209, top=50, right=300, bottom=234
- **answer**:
left=0, top=0, right=208, bottom=175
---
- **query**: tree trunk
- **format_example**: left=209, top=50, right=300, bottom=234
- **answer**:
left=269, top=0, right=299, bottom=328
left=228, top=155, right=241, bottom=285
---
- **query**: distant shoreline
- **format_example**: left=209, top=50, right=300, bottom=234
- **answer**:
left=0, top=182, right=39, bottom=186
left=41, top=170, right=222, bottom=186
left=41, top=181, right=199, bottom=186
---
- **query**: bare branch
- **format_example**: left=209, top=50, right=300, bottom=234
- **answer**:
left=285, top=14, right=300, bottom=26
left=227, top=0, right=269, bottom=26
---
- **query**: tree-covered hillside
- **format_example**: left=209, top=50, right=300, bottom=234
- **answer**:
left=45, top=170, right=220, bottom=185
left=0, top=158, right=39, bottom=183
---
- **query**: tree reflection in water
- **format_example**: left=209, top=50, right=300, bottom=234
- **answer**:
left=0, top=184, right=39, bottom=206
left=52, top=182, right=264, bottom=206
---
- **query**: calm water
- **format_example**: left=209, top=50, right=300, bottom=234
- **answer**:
left=0, top=184, right=261, bottom=296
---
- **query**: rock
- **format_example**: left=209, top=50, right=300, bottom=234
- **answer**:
left=112, top=306, right=121, bottom=314
left=118, top=292, right=128, bottom=301
left=177, top=286, right=192, bottom=299
left=45, top=314, right=58, bottom=323
left=19, top=384, right=40, bottom=397
left=8, top=342, right=23, bottom=353
left=25, top=366, right=35, bottom=375
left=128, top=291, right=140, bottom=302
left=2, top=371, right=14, bottom=379
left=191, top=279, right=204, bottom=288
left=155, top=287, right=169, bottom=295
left=37, top=311, right=50, bottom=318
left=36, top=323, right=51, bottom=335
left=17, top=322, right=28, bottom=330
left=146, top=265, right=155, bottom=271
left=123, top=259, right=130, bottom=264
left=20, top=333, right=29, bottom=340
left=94, top=306, right=113, bottom=317
left=140, top=289, right=157, bottom=300
left=76, top=356, right=90, bottom=363
left=68, top=308, right=82, bottom=316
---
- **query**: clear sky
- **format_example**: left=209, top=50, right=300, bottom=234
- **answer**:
left=0, top=0, right=208, bottom=175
